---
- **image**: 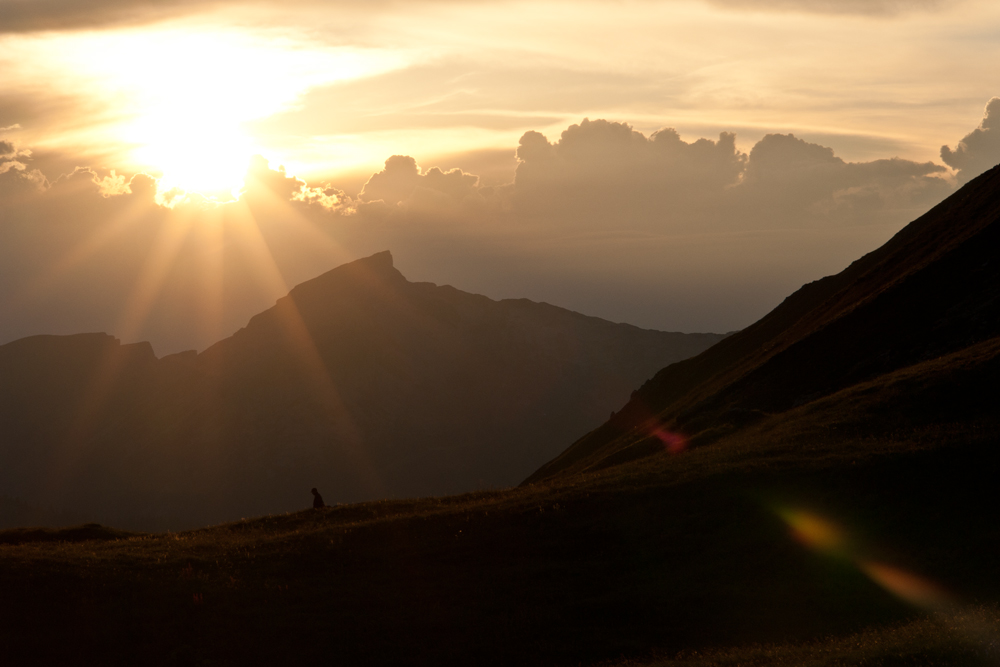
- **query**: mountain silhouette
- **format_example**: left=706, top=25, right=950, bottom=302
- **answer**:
left=529, top=163, right=1000, bottom=482
left=0, top=251, right=723, bottom=528
left=3, top=173, right=1000, bottom=667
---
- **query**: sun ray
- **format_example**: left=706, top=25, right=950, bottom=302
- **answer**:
left=222, top=196, right=388, bottom=497
left=193, top=205, right=227, bottom=351
left=113, top=208, right=199, bottom=345
left=10, top=191, right=159, bottom=312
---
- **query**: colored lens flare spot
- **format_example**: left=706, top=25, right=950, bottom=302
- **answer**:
left=778, top=509, right=846, bottom=553
left=859, top=561, right=953, bottom=608
left=652, top=428, right=688, bottom=454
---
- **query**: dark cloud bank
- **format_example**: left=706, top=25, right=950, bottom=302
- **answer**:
left=1, top=99, right=998, bottom=354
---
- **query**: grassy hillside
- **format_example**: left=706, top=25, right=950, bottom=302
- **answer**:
left=3, top=420, right=999, bottom=665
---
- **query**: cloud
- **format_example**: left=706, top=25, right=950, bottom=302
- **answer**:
left=0, top=104, right=984, bottom=356
left=0, top=0, right=951, bottom=34
left=0, top=151, right=366, bottom=355
left=360, top=155, right=478, bottom=205
left=510, top=119, right=745, bottom=227
left=941, top=97, right=1000, bottom=184
left=739, top=133, right=949, bottom=224
left=0, top=140, right=15, bottom=158
left=244, top=154, right=309, bottom=201
left=502, top=119, right=948, bottom=232
left=243, top=155, right=351, bottom=213
left=0, top=0, right=225, bottom=33
left=0, top=158, right=47, bottom=199
left=0, top=0, right=472, bottom=33
left=705, top=0, right=947, bottom=15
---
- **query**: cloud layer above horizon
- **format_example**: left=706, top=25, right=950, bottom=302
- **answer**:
left=2, top=100, right=998, bottom=355
left=2, top=0, right=999, bottom=354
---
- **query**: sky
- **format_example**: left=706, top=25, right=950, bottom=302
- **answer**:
left=1, top=0, right=999, bottom=355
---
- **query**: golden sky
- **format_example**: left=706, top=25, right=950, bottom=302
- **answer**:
left=4, top=0, right=999, bottom=189
left=1, top=0, right=999, bottom=352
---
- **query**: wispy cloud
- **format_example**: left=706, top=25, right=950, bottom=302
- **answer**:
left=707, top=0, right=949, bottom=16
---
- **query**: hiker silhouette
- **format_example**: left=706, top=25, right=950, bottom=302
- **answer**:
left=311, top=487, right=325, bottom=509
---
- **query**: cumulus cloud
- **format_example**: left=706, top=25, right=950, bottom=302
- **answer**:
left=739, top=133, right=949, bottom=224
left=500, top=119, right=948, bottom=232
left=941, top=97, right=1000, bottom=184
left=244, top=154, right=309, bottom=201
left=360, top=155, right=479, bottom=206
left=0, top=156, right=47, bottom=198
left=510, top=119, right=745, bottom=229
left=353, top=155, right=486, bottom=222
left=0, top=103, right=990, bottom=355
left=243, top=155, right=350, bottom=213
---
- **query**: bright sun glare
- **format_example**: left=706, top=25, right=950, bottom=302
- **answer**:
left=50, top=29, right=407, bottom=197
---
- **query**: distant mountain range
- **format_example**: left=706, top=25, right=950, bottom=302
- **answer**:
left=529, top=163, right=1000, bottom=482
left=0, top=251, right=724, bottom=529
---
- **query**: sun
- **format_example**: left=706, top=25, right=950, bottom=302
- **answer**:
left=127, top=110, right=256, bottom=199
left=112, top=30, right=314, bottom=197
left=31, top=26, right=409, bottom=197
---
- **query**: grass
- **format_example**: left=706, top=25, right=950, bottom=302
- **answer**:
left=2, top=431, right=999, bottom=666
left=609, top=605, right=1000, bottom=666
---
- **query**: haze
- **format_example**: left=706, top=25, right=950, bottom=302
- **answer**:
left=2, top=0, right=999, bottom=354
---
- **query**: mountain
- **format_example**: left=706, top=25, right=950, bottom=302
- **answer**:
left=0, top=251, right=724, bottom=529
left=2, top=171, right=1000, bottom=666
left=527, top=163, right=1000, bottom=483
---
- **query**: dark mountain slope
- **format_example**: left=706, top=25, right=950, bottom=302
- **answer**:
left=529, top=163, right=1000, bottom=481
left=0, top=253, right=723, bottom=528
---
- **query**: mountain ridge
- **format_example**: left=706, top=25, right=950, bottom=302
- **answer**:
left=0, top=252, right=725, bottom=529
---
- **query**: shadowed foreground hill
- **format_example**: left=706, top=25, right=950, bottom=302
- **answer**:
left=1, top=169, right=1000, bottom=665
left=0, top=252, right=723, bottom=529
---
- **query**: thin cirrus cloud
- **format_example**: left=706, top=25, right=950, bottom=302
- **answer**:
left=0, top=0, right=954, bottom=34
left=706, top=0, right=949, bottom=15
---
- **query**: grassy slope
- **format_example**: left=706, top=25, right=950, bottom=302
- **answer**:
left=609, top=605, right=1000, bottom=667
left=2, top=409, right=999, bottom=666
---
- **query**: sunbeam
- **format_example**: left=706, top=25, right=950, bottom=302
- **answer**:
left=223, top=192, right=388, bottom=498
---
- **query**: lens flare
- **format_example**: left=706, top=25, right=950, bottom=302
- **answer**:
left=859, top=561, right=954, bottom=609
left=651, top=428, right=688, bottom=454
left=777, top=509, right=847, bottom=554
left=776, top=507, right=956, bottom=611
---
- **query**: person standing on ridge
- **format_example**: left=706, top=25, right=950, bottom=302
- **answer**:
left=311, top=488, right=325, bottom=509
